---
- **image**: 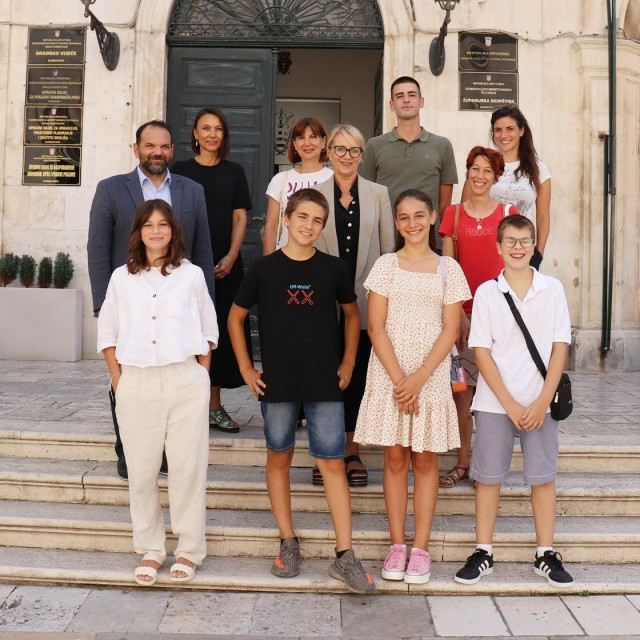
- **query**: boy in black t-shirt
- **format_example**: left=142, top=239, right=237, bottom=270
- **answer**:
left=228, top=189, right=375, bottom=594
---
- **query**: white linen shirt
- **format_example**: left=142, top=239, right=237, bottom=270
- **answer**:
left=469, top=268, right=571, bottom=414
left=97, top=260, right=218, bottom=367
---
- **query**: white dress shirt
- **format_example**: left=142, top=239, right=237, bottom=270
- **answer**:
left=97, top=260, right=218, bottom=367
left=469, top=268, right=571, bottom=414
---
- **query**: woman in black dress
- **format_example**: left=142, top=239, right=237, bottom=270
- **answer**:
left=172, top=108, right=252, bottom=432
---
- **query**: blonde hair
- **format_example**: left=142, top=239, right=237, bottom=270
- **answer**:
left=327, top=123, right=365, bottom=149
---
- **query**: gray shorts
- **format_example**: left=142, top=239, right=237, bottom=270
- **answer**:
left=470, top=411, right=559, bottom=486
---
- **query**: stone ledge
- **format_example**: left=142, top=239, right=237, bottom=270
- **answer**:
left=0, top=548, right=638, bottom=596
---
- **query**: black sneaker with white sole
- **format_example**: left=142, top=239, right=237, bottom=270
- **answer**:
left=534, top=550, right=573, bottom=587
left=454, top=549, right=494, bottom=585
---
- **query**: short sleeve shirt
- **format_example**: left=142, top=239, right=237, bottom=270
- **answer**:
left=439, top=202, right=519, bottom=314
left=359, top=128, right=458, bottom=212
left=469, top=269, right=571, bottom=413
left=234, top=250, right=357, bottom=402
left=490, top=159, right=551, bottom=220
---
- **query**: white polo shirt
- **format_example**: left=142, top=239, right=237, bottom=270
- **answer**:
left=469, top=268, right=571, bottom=414
left=97, top=260, right=218, bottom=367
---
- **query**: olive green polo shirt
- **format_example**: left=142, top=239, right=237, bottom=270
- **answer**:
left=359, top=128, right=458, bottom=213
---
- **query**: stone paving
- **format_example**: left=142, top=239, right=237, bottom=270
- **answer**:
left=0, top=361, right=639, bottom=637
left=1, top=585, right=640, bottom=637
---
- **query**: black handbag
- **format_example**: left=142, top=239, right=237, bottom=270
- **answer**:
left=501, top=291, right=573, bottom=421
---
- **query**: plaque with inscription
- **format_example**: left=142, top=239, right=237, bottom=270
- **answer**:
left=24, top=107, right=82, bottom=146
left=459, top=72, right=518, bottom=111
left=23, top=146, right=81, bottom=186
left=459, top=32, right=517, bottom=73
left=28, top=28, right=86, bottom=66
left=26, top=67, right=84, bottom=106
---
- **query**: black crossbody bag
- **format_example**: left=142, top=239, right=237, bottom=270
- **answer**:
left=501, top=291, right=573, bottom=421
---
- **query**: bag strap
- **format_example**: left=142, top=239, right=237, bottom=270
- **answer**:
left=451, top=203, right=461, bottom=261
left=275, top=170, right=289, bottom=246
left=501, top=289, right=547, bottom=380
left=440, top=256, right=460, bottom=358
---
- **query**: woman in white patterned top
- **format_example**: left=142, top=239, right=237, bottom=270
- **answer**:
left=263, top=116, right=333, bottom=254
left=489, top=104, right=550, bottom=269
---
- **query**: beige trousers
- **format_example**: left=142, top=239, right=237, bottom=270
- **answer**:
left=116, top=357, right=210, bottom=565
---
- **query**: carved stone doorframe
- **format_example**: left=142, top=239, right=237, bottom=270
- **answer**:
left=133, top=0, right=414, bottom=133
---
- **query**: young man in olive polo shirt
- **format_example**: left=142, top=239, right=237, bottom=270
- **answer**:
left=359, top=76, right=458, bottom=245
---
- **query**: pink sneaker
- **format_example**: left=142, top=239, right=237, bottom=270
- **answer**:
left=381, top=543, right=407, bottom=581
left=404, top=547, right=431, bottom=584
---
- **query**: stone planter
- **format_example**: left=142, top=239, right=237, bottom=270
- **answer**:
left=0, top=288, right=82, bottom=361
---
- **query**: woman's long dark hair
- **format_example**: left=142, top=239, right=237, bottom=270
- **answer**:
left=490, top=104, right=540, bottom=192
left=127, top=199, right=186, bottom=275
left=393, top=189, right=434, bottom=251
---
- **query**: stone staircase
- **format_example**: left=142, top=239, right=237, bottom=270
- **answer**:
left=0, top=361, right=639, bottom=594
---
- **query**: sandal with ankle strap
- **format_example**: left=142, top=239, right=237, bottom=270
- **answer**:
left=209, top=406, right=239, bottom=433
left=345, top=454, right=368, bottom=487
left=439, top=465, right=469, bottom=488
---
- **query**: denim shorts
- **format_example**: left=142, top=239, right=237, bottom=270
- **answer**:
left=470, top=411, right=559, bottom=486
left=260, top=401, right=346, bottom=460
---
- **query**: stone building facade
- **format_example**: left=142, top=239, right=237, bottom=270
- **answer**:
left=0, top=0, right=638, bottom=369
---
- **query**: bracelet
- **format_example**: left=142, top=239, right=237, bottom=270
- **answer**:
left=420, top=363, right=434, bottom=375
left=110, top=372, right=121, bottom=380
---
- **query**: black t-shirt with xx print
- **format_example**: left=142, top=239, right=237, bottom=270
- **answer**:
left=234, top=249, right=357, bottom=402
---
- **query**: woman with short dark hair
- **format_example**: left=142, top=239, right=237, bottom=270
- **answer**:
left=172, top=107, right=253, bottom=433
left=263, top=116, right=333, bottom=254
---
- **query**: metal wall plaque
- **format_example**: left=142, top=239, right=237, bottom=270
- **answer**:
left=459, top=72, right=518, bottom=111
left=23, top=146, right=81, bottom=186
left=28, top=28, right=86, bottom=66
left=459, top=32, right=518, bottom=111
left=26, top=67, right=84, bottom=106
left=459, top=32, right=517, bottom=72
left=24, top=107, right=82, bottom=146
left=23, top=28, right=85, bottom=185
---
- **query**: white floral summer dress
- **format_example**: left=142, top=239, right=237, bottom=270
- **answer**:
left=354, top=253, right=471, bottom=453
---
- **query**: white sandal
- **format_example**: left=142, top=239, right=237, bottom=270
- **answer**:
left=170, top=562, right=196, bottom=582
left=134, top=564, right=158, bottom=586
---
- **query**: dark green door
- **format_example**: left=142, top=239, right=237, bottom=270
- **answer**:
left=166, top=47, right=276, bottom=266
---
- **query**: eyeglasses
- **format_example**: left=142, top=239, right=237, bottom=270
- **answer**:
left=501, top=236, right=534, bottom=248
left=331, top=145, right=363, bottom=158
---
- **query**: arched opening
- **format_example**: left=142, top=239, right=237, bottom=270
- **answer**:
left=165, top=0, right=385, bottom=265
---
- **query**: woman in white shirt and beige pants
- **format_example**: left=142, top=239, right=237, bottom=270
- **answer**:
left=97, top=199, right=218, bottom=586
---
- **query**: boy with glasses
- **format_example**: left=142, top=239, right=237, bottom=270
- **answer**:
left=454, top=214, right=573, bottom=587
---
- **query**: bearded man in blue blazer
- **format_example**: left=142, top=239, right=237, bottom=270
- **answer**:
left=87, top=119, right=215, bottom=480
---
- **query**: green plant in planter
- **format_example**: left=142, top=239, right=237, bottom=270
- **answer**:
left=0, top=253, right=19, bottom=287
left=19, top=255, right=37, bottom=288
left=53, top=252, right=74, bottom=289
left=38, top=256, right=53, bottom=288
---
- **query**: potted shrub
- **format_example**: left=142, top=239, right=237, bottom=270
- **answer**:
left=0, top=252, right=82, bottom=361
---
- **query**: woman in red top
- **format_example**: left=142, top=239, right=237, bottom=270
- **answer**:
left=437, top=146, right=518, bottom=488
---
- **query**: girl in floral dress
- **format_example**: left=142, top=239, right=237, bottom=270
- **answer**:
left=354, top=189, right=470, bottom=584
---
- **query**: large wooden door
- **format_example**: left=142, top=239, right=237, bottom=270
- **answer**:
left=167, top=47, right=276, bottom=266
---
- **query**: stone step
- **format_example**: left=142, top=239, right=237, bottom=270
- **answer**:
left=0, top=546, right=638, bottom=595
left=1, top=500, right=638, bottom=563
left=1, top=421, right=639, bottom=473
left=1, top=457, right=638, bottom=517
